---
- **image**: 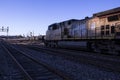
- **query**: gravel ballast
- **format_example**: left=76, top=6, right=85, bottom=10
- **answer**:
left=17, top=45, right=120, bottom=80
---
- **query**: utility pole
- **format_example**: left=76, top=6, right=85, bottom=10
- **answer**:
left=7, top=27, right=9, bottom=38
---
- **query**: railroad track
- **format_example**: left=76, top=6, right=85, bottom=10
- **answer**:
left=22, top=44, right=120, bottom=73
left=0, top=43, right=26, bottom=80
left=1, top=41, right=71, bottom=80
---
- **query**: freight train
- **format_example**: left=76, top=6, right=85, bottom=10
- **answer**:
left=44, top=7, right=120, bottom=55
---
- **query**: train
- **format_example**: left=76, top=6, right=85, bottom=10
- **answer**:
left=44, top=7, right=120, bottom=55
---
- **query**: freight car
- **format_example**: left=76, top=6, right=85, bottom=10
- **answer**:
left=44, top=7, right=120, bottom=55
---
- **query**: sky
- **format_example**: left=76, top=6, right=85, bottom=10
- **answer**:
left=0, top=0, right=120, bottom=36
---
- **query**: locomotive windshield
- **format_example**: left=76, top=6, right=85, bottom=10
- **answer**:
left=48, top=24, right=58, bottom=30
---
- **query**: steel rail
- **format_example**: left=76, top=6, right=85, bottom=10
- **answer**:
left=26, top=45, right=120, bottom=73
left=2, top=41, right=71, bottom=80
left=1, top=44, right=33, bottom=80
left=11, top=45, right=71, bottom=80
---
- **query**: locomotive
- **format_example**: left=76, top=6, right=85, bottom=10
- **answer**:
left=44, top=7, right=120, bottom=55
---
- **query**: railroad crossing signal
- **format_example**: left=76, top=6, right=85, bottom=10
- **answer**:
left=0, top=26, right=9, bottom=36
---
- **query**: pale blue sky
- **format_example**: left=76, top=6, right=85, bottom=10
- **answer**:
left=0, top=0, right=120, bottom=36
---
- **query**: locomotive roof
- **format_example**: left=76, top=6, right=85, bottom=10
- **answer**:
left=48, top=19, right=79, bottom=26
left=48, top=23, right=58, bottom=27
left=48, top=18, right=90, bottom=28
left=60, top=19, right=79, bottom=23
left=93, top=7, right=120, bottom=17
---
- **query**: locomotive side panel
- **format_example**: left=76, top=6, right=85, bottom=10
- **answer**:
left=61, top=19, right=79, bottom=39
left=98, top=14, right=120, bottom=39
left=93, top=7, right=120, bottom=39
left=88, top=17, right=100, bottom=39
left=91, top=9, right=120, bottom=54
left=70, top=19, right=88, bottom=39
